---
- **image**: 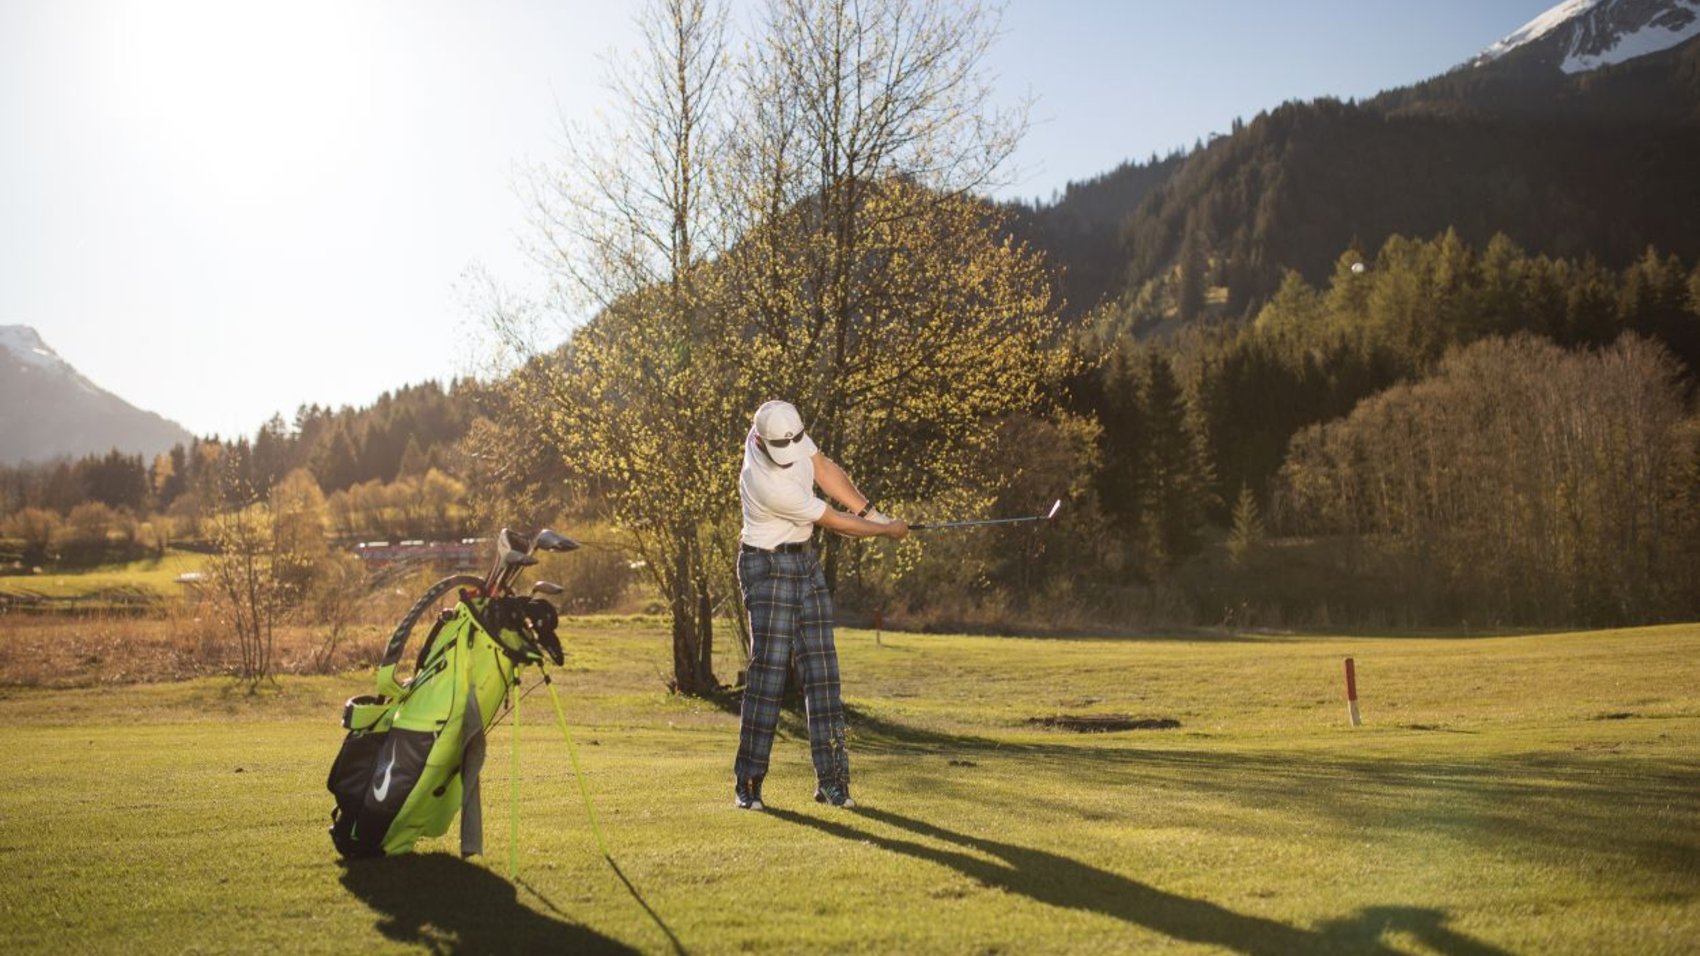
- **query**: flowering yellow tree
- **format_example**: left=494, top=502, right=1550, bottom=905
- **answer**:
left=515, top=0, right=1066, bottom=694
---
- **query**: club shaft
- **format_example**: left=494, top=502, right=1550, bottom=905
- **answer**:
left=913, top=514, right=1050, bottom=530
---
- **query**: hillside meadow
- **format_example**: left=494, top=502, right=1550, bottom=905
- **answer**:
left=0, top=616, right=1696, bottom=954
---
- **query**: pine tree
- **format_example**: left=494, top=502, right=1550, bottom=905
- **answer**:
left=1093, top=346, right=1148, bottom=540
left=1139, top=352, right=1215, bottom=570
left=1227, top=485, right=1264, bottom=568
left=397, top=436, right=429, bottom=479
left=250, top=414, right=292, bottom=497
left=311, top=428, right=361, bottom=493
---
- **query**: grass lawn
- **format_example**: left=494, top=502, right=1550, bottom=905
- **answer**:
left=0, top=551, right=206, bottom=603
left=1, top=620, right=1696, bottom=954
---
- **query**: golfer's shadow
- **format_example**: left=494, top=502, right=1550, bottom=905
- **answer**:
left=340, top=853, right=639, bottom=955
left=768, top=806, right=1511, bottom=956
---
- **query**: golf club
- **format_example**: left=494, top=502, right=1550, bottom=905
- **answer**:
left=911, top=499, right=1063, bottom=531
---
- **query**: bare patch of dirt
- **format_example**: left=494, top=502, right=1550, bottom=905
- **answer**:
left=1026, top=714, right=1180, bottom=732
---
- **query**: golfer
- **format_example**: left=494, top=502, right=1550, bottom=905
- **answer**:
left=734, top=400, right=907, bottom=810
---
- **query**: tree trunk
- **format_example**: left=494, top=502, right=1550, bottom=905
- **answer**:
left=669, top=533, right=718, bottom=695
left=695, top=573, right=715, bottom=682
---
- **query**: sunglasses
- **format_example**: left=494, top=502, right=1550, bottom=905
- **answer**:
left=764, top=429, right=806, bottom=448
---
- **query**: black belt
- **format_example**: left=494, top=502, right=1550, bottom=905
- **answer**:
left=741, top=541, right=811, bottom=554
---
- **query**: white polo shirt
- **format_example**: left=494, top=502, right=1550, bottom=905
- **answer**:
left=739, top=428, right=827, bottom=549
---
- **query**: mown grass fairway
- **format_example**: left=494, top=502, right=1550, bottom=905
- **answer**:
left=2, top=621, right=1696, bottom=954
left=0, top=551, right=205, bottom=603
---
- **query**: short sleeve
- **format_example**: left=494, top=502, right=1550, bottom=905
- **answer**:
left=761, top=478, right=828, bottom=525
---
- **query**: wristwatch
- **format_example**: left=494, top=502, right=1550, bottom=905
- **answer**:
left=857, top=500, right=876, bottom=517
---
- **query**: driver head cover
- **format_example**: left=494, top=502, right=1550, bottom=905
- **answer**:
left=752, top=400, right=818, bottom=466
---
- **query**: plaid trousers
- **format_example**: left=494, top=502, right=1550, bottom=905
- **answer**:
left=733, top=546, right=850, bottom=793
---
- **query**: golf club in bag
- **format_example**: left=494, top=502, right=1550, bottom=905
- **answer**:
left=325, top=527, right=578, bottom=859
left=910, top=499, right=1063, bottom=531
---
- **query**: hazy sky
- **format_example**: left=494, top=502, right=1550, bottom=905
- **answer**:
left=0, top=0, right=1557, bottom=440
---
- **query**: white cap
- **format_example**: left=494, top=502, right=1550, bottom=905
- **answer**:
left=752, top=400, right=818, bottom=466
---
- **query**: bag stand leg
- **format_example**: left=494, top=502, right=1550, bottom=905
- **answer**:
left=540, top=667, right=611, bottom=859
left=508, top=678, right=520, bottom=879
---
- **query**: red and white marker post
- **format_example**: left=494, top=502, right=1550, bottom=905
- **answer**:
left=1344, top=657, right=1362, bottom=726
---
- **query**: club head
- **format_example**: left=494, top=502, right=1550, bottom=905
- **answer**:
left=530, top=581, right=565, bottom=596
left=533, top=529, right=580, bottom=552
left=1045, top=499, right=1063, bottom=521
left=496, top=528, right=540, bottom=569
left=523, top=596, right=564, bottom=665
left=537, top=630, right=564, bottom=666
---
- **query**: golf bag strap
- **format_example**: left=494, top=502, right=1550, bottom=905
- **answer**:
left=381, top=574, right=484, bottom=668
left=413, top=616, right=449, bottom=675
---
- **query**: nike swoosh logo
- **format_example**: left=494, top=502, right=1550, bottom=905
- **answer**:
left=373, top=752, right=397, bottom=802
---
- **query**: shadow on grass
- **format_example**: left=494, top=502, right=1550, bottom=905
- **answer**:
left=844, top=701, right=1039, bottom=751
left=843, top=618, right=1277, bottom=642
left=771, top=806, right=1510, bottom=956
left=605, top=855, right=689, bottom=956
left=340, top=853, right=639, bottom=955
left=842, top=705, right=1700, bottom=884
left=514, top=858, right=687, bottom=956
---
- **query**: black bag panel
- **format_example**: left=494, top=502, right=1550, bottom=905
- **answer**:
left=327, top=731, right=392, bottom=858
left=362, top=728, right=437, bottom=817
left=330, top=804, right=395, bottom=858
left=327, top=731, right=385, bottom=804
left=326, top=728, right=436, bottom=859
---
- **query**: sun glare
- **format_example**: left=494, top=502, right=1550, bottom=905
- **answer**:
left=97, top=0, right=382, bottom=209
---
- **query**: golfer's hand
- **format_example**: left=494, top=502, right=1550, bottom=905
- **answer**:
left=883, top=518, right=909, bottom=540
left=864, top=507, right=893, bottom=525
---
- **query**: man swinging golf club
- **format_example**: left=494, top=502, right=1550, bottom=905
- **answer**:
left=734, top=400, right=908, bottom=810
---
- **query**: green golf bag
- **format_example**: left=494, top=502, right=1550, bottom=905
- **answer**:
left=326, top=573, right=564, bottom=859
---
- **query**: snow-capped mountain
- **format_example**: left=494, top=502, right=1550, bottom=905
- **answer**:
left=1473, top=0, right=1700, bottom=73
left=1, top=325, right=100, bottom=390
left=1, top=324, right=194, bottom=466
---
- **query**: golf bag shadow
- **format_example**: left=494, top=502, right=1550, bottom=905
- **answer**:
left=326, top=573, right=563, bottom=859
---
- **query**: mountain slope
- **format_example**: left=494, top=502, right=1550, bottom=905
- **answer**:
left=1006, top=151, right=1187, bottom=318
left=0, top=325, right=193, bottom=466
left=1376, top=0, right=1700, bottom=124
left=1097, top=2, right=1700, bottom=322
left=1473, top=0, right=1700, bottom=74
